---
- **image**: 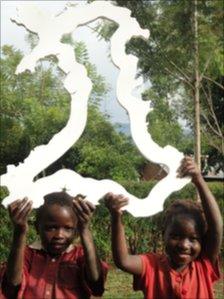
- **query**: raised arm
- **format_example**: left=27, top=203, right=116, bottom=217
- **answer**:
left=105, top=193, right=142, bottom=275
left=5, top=198, right=32, bottom=292
left=179, top=156, right=223, bottom=264
left=72, top=197, right=101, bottom=283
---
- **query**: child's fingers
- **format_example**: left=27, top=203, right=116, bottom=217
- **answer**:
left=85, top=201, right=95, bottom=211
left=177, top=156, right=197, bottom=177
left=104, top=193, right=129, bottom=216
left=104, top=192, right=113, bottom=199
left=73, top=200, right=92, bottom=219
left=179, top=166, right=199, bottom=179
left=79, top=201, right=91, bottom=214
left=8, top=199, right=22, bottom=210
left=9, top=198, right=28, bottom=215
left=18, top=201, right=33, bottom=220
left=180, top=156, right=194, bottom=166
left=78, top=200, right=95, bottom=215
left=118, top=201, right=129, bottom=209
left=78, top=214, right=89, bottom=223
left=105, top=193, right=128, bottom=202
left=104, top=192, right=124, bottom=201
left=8, top=198, right=27, bottom=212
left=72, top=201, right=82, bottom=214
left=74, top=194, right=86, bottom=201
left=113, top=194, right=129, bottom=204
left=109, top=197, right=129, bottom=210
left=73, top=205, right=90, bottom=224
left=14, top=200, right=32, bottom=220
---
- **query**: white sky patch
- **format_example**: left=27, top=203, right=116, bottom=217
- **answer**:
left=1, top=1, right=190, bottom=217
left=1, top=0, right=129, bottom=123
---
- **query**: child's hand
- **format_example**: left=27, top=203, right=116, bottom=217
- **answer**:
left=177, top=156, right=202, bottom=184
left=104, top=192, right=129, bottom=216
left=72, top=195, right=95, bottom=230
left=8, top=198, right=33, bottom=233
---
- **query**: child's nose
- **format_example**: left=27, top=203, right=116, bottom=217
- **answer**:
left=54, top=228, right=65, bottom=238
left=179, top=238, right=190, bottom=249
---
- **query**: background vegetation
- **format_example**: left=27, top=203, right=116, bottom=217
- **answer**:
left=1, top=0, right=223, bottom=297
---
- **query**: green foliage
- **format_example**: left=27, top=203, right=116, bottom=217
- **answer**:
left=97, top=0, right=224, bottom=164
left=61, top=33, right=108, bottom=106
left=1, top=7, right=223, bottom=268
left=0, top=188, right=36, bottom=262
left=0, top=45, right=70, bottom=173
left=144, top=89, right=193, bottom=152
left=1, top=37, right=142, bottom=183
left=91, top=180, right=224, bottom=261
left=103, top=268, right=143, bottom=298
left=72, top=105, right=143, bottom=181
left=1, top=42, right=139, bottom=181
left=1, top=180, right=223, bottom=263
left=0, top=38, right=144, bottom=262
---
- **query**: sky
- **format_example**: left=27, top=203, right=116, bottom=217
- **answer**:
left=1, top=0, right=130, bottom=124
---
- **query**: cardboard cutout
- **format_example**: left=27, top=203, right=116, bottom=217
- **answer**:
left=1, top=1, right=190, bottom=217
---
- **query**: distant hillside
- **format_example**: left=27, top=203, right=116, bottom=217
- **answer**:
left=115, top=123, right=131, bottom=135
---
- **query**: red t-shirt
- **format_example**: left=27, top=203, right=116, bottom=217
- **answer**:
left=133, top=253, right=220, bottom=299
left=1, top=243, right=108, bottom=299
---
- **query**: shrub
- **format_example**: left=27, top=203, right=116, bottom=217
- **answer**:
left=0, top=181, right=223, bottom=262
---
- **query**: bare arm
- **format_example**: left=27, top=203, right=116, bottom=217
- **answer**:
left=179, top=157, right=223, bottom=264
left=105, top=193, right=142, bottom=275
left=6, top=198, right=32, bottom=288
left=73, top=197, right=101, bottom=282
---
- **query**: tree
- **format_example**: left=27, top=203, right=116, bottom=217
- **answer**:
left=74, top=105, right=143, bottom=181
left=0, top=38, right=143, bottom=181
left=97, top=0, right=224, bottom=169
left=0, top=45, right=71, bottom=173
left=142, top=89, right=192, bottom=152
left=0, top=36, right=144, bottom=262
left=200, top=76, right=224, bottom=171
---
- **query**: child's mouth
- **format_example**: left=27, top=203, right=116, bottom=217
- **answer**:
left=51, top=242, right=66, bottom=249
left=176, top=252, right=191, bottom=261
left=178, top=253, right=189, bottom=258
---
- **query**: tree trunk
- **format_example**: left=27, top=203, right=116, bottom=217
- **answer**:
left=193, top=0, right=201, bottom=201
left=193, top=0, right=201, bottom=171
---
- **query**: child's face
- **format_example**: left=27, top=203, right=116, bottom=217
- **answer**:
left=164, top=215, right=202, bottom=271
left=37, top=204, right=77, bottom=256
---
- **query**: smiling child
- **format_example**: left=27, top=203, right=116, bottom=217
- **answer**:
left=1, top=192, right=108, bottom=299
left=105, top=156, right=222, bottom=299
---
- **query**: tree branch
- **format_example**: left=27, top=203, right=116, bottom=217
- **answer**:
left=201, top=83, right=223, bottom=137
left=199, top=55, right=212, bottom=81
left=200, top=112, right=222, bottom=137
left=151, top=37, right=194, bottom=88
left=164, top=67, right=194, bottom=89
left=202, top=75, right=224, bottom=90
left=201, top=126, right=224, bottom=154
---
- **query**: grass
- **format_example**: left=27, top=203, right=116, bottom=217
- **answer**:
left=92, top=266, right=223, bottom=299
left=214, top=276, right=224, bottom=299
left=103, top=267, right=143, bottom=299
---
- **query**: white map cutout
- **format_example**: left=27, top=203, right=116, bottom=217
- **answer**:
left=1, top=1, right=190, bottom=217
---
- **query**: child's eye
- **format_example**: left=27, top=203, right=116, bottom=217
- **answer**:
left=190, top=237, right=200, bottom=242
left=64, top=226, right=74, bottom=232
left=45, top=226, right=57, bottom=231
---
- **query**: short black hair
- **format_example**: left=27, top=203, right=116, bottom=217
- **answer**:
left=36, top=191, right=76, bottom=225
left=163, top=199, right=207, bottom=238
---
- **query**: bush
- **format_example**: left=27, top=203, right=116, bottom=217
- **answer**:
left=92, top=180, right=224, bottom=260
left=0, top=181, right=223, bottom=262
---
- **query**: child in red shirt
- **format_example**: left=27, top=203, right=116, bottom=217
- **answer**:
left=1, top=192, right=108, bottom=299
left=105, top=156, right=222, bottom=299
